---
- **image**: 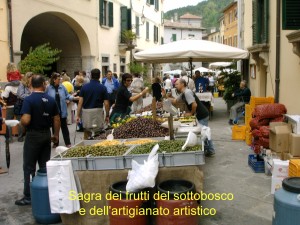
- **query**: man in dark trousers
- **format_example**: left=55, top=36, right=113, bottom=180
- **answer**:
left=76, top=68, right=110, bottom=139
left=164, top=78, right=215, bottom=157
left=15, top=75, right=60, bottom=206
left=228, top=80, right=251, bottom=125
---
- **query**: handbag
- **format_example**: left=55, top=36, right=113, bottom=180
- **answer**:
left=13, top=98, right=23, bottom=115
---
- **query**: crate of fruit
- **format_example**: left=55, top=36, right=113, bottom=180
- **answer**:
left=164, top=151, right=205, bottom=167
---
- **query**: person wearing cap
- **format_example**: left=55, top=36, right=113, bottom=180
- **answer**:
left=181, top=70, right=196, bottom=92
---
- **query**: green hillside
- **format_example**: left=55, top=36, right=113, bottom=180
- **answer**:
left=164, top=0, right=234, bottom=29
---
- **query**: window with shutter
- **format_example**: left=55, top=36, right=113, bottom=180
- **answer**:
left=108, top=2, right=113, bottom=27
left=127, top=9, right=132, bottom=30
left=100, top=0, right=113, bottom=27
left=150, top=0, right=154, bottom=5
left=120, top=6, right=128, bottom=43
left=172, top=34, right=177, bottom=42
left=252, top=0, right=269, bottom=45
left=136, top=16, right=140, bottom=36
left=146, top=22, right=149, bottom=40
left=155, top=0, right=159, bottom=11
left=283, top=0, right=300, bottom=30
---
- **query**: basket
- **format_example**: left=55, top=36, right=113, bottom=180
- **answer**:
left=248, top=154, right=265, bottom=173
left=232, top=125, right=246, bottom=140
left=250, top=96, right=274, bottom=110
left=289, top=159, right=300, bottom=177
left=245, top=128, right=252, bottom=146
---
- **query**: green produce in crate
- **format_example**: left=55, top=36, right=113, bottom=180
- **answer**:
left=130, top=140, right=201, bottom=154
left=63, top=145, right=129, bottom=157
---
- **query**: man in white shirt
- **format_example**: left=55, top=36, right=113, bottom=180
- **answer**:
left=164, top=75, right=172, bottom=93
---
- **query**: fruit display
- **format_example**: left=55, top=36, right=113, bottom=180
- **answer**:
left=130, top=140, right=201, bottom=154
left=92, top=140, right=121, bottom=146
left=136, top=102, right=163, bottom=113
left=63, top=145, right=129, bottom=158
left=113, top=117, right=169, bottom=139
left=124, top=139, right=158, bottom=145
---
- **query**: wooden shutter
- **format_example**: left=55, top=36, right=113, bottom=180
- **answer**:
left=150, top=0, right=154, bottom=5
left=161, top=11, right=164, bottom=24
left=146, top=22, right=149, bottom=40
left=155, top=0, right=159, bottom=11
left=99, top=0, right=104, bottom=25
left=120, top=6, right=128, bottom=43
left=127, top=8, right=132, bottom=30
left=252, top=0, right=257, bottom=45
left=161, top=37, right=164, bottom=44
left=262, top=0, right=269, bottom=43
left=136, top=16, right=140, bottom=36
left=108, top=2, right=114, bottom=27
left=283, top=0, right=300, bottom=29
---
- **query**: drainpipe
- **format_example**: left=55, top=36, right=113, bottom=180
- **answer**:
left=7, top=0, right=14, bottom=62
left=275, top=0, right=280, bottom=103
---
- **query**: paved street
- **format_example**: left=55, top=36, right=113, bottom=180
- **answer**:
left=0, top=96, right=273, bottom=225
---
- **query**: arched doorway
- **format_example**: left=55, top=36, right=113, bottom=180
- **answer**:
left=21, top=12, right=90, bottom=77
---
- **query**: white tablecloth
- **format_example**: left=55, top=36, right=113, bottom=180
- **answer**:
left=196, top=92, right=214, bottom=106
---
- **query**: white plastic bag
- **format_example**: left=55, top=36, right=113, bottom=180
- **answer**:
left=46, top=160, right=80, bottom=214
left=182, top=131, right=198, bottom=150
left=201, top=126, right=211, bottom=141
left=126, top=144, right=159, bottom=192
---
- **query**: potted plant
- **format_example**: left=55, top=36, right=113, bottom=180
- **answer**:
left=121, top=30, right=137, bottom=50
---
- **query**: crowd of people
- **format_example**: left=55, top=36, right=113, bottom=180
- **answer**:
left=0, top=63, right=220, bottom=205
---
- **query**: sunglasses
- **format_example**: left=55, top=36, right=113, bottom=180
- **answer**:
left=126, top=79, right=133, bottom=82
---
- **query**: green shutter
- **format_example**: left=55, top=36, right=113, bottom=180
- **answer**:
left=127, top=9, right=132, bottom=30
left=155, top=0, right=159, bottom=11
left=161, top=11, right=164, bottom=24
left=252, top=0, right=257, bottom=45
left=150, top=0, right=154, bottom=5
left=121, top=6, right=128, bottom=43
left=283, top=0, right=300, bottom=29
left=108, top=2, right=114, bottom=27
left=161, top=37, right=164, bottom=44
left=172, top=34, right=176, bottom=41
left=262, top=0, right=269, bottom=43
left=100, top=0, right=104, bottom=25
left=153, top=26, right=156, bottom=42
left=156, top=26, right=159, bottom=43
left=136, top=16, right=140, bottom=36
left=146, top=22, right=149, bottom=40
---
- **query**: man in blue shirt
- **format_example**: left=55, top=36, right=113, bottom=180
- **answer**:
left=77, top=69, right=110, bottom=139
left=195, top=70, right=209, bottom=92
left=15, top=75, right=60, bottom=206
left=102, top=70, right=119, bottom=108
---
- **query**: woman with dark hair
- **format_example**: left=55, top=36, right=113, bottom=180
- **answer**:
left=110, top=73, right=148, bottom=123
left=152, top=76, right=163, bottom=101
left=46, top=73, right=77, bottom=148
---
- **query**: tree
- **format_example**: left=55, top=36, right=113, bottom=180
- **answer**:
left=19, top=43, right=61, bottom=74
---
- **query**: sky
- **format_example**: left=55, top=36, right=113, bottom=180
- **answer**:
left=163, top=0, right=204, bottom=12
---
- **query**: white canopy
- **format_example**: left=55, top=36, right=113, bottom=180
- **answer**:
left=209, top=62, right=233, bottom=69
left=193, top=67, right=211, bottom=73
left=134, top=39, right=249, bottom=63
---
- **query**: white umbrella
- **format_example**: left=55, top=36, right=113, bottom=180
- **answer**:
left=209, top=62, right=233, bottom=69
left=134, top=39, right=249, bottom=63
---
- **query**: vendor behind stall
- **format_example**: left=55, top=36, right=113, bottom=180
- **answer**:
left=110, top=73, right=149, bottom=123
left=163, top=78, right=215, bottom=157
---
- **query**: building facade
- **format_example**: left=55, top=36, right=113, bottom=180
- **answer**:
left=242, top=0, right=300, bottom=113
left=3, top=0, right=163, bottom=81
left=223, top=1, right=238, bottom=47
left=163, top=13, right=206, bottom=71
left=207, top=28, right=221, bottom=43
left=0, top=0, right=10, bottom=81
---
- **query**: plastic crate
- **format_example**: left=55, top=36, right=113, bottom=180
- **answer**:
left=245, top=129, right=252, bottom=146
left=250, top=96, right=274, bottom=110
left=245, top=104, right=252, bottom=127
left=248, top=154, right=265, bottom=173
left=213, top=92, right=219, bottom=98
left=51, top=156, right=87, bottom=171
left=289, top=159, right=300, bottom=177
left=232, top=125, right=246, bottom=140
left=87, top=156, right=124, bottom=170
left=164, top=151, right=205, bottom=167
